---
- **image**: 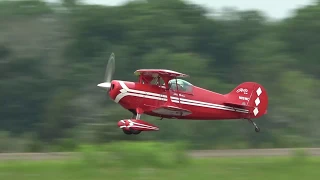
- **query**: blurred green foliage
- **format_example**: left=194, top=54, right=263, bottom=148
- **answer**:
left=1, top=151, right=320, bottom=180
left=78, top=141, right=190, bottom=168
left=0, top=0, right=319, bottom=151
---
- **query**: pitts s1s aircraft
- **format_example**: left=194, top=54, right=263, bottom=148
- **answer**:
left=97, top=53, right=268, bottom=135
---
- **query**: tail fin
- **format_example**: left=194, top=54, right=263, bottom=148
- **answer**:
left=225, top=82, right=268, bottom=119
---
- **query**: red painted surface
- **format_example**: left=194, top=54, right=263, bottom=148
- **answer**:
left=103, top=69, right=268, bottom=133
left=108, top=69, right=268, bottom=121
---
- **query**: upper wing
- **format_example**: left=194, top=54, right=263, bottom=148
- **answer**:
left=134, top=69, right=189, bottom=78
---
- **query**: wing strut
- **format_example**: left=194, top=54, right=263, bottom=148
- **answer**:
left=162, top=75, right=174, bottom=106
left=175, top=78, right=181, bottom=104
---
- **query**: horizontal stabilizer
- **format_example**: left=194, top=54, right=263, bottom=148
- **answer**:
left=151, top=105, right=192, bottom=116
left=224, top=102, right=250, bottom=109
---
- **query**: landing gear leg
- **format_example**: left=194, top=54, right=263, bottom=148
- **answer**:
left=248, top=119, right=260, bottom=132
left=122, top=108, right=144, bottom=135
left=130, top=113, right=142, bottom=135
left=130, top=112, right=141, bottom=119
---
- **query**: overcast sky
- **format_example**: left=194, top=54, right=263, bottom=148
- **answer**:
left=76, top=0, right=314, bottom=19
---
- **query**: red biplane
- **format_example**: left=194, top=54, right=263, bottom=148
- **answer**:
left=98, top=53, right=268, bottom=135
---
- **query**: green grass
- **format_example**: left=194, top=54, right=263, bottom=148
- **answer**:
left=0, top=143, right=319, bottom=180
left=1, top=156, right=320, bottom=180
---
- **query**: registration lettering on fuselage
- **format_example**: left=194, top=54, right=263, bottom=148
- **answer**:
left=173, top=93, right=186, bottom=97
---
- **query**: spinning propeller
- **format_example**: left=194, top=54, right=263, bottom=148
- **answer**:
left=97, top=52, right=115, bottom=91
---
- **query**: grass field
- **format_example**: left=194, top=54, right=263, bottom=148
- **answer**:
left=1, top=142, right=319, bottom=180
left=1, top=156, right=320, bottom=180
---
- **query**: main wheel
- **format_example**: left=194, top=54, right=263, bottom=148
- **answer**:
left=130, top=128, right=141, bottom=135
left=122, top=129, right=132, bottom=135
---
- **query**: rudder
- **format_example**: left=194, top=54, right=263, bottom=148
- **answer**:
left=225, top=82, right=268, bottom=119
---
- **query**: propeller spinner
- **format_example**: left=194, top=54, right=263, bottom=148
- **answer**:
left=97, top=52, right=115, bottom=90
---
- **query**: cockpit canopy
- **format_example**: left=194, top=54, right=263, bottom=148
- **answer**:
left=168, top=79, right=193, bottom=93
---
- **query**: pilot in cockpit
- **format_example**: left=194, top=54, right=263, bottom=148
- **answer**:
left=168, top=79, right=186, bottom=91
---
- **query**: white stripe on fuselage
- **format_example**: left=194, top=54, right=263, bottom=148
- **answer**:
left=114, top=81, right=249, bottom=113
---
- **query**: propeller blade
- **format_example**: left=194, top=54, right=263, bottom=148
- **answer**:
left=97, top=52, right=115, bottom=91
left=104, top=53, right=115, bottom=83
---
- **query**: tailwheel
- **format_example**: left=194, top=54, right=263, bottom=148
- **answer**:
left=247, top=119, right=260, bottom=133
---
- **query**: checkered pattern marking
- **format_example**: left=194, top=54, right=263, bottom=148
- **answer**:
left=253, top=87, right=262, bottom=116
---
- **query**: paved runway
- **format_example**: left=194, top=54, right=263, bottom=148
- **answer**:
left=189, top=148, right=320, bottom=157
left=0, top=148, right=319, bottom=161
